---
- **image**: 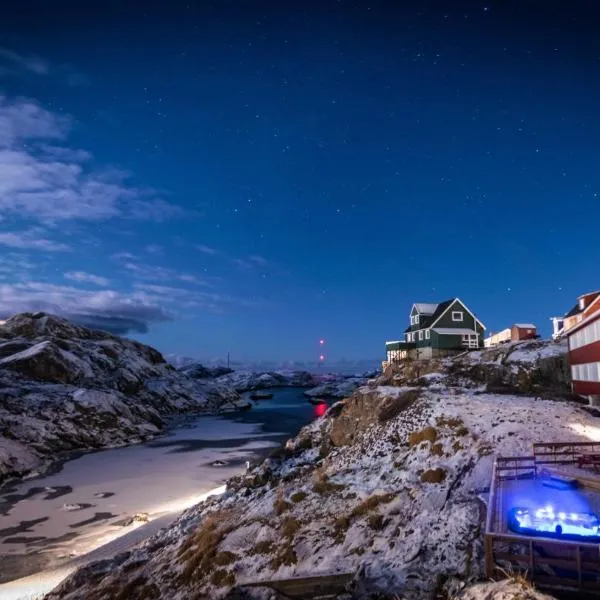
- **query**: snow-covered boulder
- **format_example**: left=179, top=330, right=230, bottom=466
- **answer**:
left=0, top=313, right=246, bottom=483
left=304, top=376, right=367, bottom=399
left=457, top=579, right=557, bottom=599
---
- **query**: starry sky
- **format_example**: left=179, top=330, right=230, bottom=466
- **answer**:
left=1, top=0, right=600, bottom=365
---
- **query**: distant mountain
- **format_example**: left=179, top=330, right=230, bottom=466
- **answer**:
left=165, top=354, right=380, bottom=376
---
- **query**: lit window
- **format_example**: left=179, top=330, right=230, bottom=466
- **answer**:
left=452, top=311, right=464, bottom=322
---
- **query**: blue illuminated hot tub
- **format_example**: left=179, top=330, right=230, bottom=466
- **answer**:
left=508, top=506, right=600, bottom=542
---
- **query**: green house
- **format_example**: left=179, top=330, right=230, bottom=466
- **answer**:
left=384, top=298, right=486, bottom=365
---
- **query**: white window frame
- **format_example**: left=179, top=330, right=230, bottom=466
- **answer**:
left=418, top=330, right=423, bottom=341
left=425, top=329, right=430, bottom=340
left=406, top=333, right=410, bottom=342
left=461, top=333, right=479, bottom=349
left=452, top=311, right=464, bottom=322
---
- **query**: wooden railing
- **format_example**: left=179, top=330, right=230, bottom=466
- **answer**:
left=485, top=444, right=600, bottom=594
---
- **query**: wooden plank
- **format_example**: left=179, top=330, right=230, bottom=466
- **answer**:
left=488, top=531, right=600, bottom=550
left=484, top=535, right=494, bottom=578
left=242, top=572, right=354, bottom=598
left=535, top=574, right=600, bottom=591
left=492, top=551, right=600, bottom=571
left=534, top=441, right=600, bottom=449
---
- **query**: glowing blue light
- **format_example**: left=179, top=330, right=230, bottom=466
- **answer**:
left=508, top=506, right=600, bottom=541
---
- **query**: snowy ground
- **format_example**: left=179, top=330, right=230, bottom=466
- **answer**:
left=43, top=378, right=599, bottom=600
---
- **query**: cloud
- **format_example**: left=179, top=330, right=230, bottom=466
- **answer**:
left=247, top=254, right=268, bottom=267
left=123, top=261, right=211, bottom=286
left=196, top=244, right=220, bottom=255
left=0, top=282, right=173, bottom=334
left=144, top=244, right=163, bottom=255
left=0, top=96, right=183, bottom=224
left=111, top=251, right=138, bottom=261
left=232, top=255, right=269, bottom=270
left=133, top=283, right=265, bottom=312
left=0, top=48, right=50, bottom=75
left=64, top=271, right=110, bottom=286
left=0, top=230, right=70, bottom=251
left=0, top=47, right=89, bottom=87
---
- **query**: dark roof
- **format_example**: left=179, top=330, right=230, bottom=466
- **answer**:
left=405, top=299, right=455, bottom=331
left=426, top=299, right=455, bottom=325
left=565, top=303, right=583, bottom=318
left=564, top=292, right=600, bottom=318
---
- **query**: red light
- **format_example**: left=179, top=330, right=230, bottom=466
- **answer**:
left=314, top=403, right=327, bottom=417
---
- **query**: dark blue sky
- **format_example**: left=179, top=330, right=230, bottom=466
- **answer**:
left=1, top=0, right=599, bottom=363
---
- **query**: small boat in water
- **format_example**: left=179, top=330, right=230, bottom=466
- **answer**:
left=250, top=391, right=274, bottom=400
left=308, top=397, right=327, bottom=405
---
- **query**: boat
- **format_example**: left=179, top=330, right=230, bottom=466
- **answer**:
left=307, top=397, right=327, bottom=405
left=250, top=391, right=274, bottom=400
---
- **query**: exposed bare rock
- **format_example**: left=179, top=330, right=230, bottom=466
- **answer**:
left=0, top=313, right=246, bottom=484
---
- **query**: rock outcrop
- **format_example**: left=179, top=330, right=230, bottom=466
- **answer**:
left=214, top=369, right=317, bottom=392
left=303, top=376, right=368, bottom=399
left=0, top=313, right=245, bottom=484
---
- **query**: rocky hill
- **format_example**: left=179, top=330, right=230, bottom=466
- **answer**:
left=45, top=340, right=583, bottom=600
left=0, top=313, right=245, bottom=484
left=212, top=369, right=317, bottom=392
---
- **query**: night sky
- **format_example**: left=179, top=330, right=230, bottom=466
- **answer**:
left=1, top=0, right=600, bottom=364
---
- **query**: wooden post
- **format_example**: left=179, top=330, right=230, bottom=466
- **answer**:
left=529, top=539, right=534, bottom=579
left=484, top=535, right=494, bottom=578
left=577, top=545, right=582, bottom=589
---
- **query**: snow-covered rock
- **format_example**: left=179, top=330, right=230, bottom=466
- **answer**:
left=0, top=312, right=246, bottom=484
left=180, top=363, right=234, bottom=379
left=44, top=351, right=590, bottom=600
left=214, top=369, right=317, bottom=392
left=457, top=579, right=557, bottom=599
left=304, top=376, right=367, bottom=399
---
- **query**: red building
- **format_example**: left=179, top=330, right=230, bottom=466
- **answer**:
left=567, top=293, right=600, bottom=402
left=511, top=324, right=537, bottom=341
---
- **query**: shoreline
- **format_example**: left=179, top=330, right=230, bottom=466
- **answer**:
left=0, top=484, right=228, bottom=600
left=0, top=388, right=317, bottom=597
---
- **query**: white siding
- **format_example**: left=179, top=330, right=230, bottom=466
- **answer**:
left=570, top=318, right=600, bottom=350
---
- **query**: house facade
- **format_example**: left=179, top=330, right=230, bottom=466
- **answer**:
left=384, top=298, right=485, bottom=367
left=567, top=292, right=600, bottom=403
left=551, top=291, right=600, bottom=340
left=484, top=324, right=537, bottom=348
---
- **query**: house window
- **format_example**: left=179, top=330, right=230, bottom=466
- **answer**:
left=452, top=311, right=464, bottom=322
left=425, top=329, right=431, bottom=339
left=415, top=315, right=419, bottom=325
left=461, top=333, right=479, bottom=348
left=418, top=330, right=423, bottom=341
left=406, top=333, right=410, bottom=342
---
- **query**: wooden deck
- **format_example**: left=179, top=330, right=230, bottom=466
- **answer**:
left=485, top=442, right=600, bottom=596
